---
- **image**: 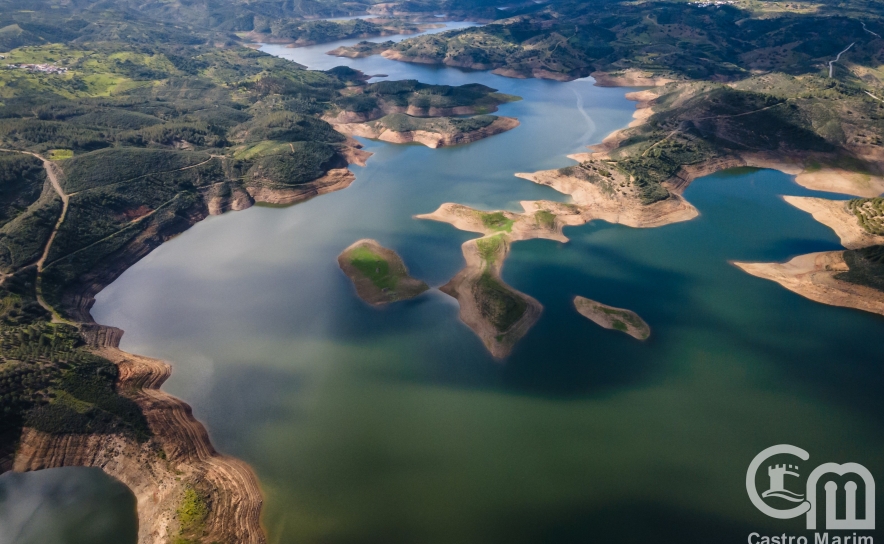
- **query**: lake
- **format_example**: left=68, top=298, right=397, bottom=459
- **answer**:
left=19, top=21, right=883, bottom=544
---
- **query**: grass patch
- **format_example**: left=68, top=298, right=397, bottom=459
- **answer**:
left=175, top=485, right=208, bottom=543
left=476, top=234, right=505, bottom=266
left=534, top=210, right=556, bottom=230
left=349, top=246, right=396, bottom=291
left=48, top=149, right=73, bottom=160
left=479, top=211, right=514, bottom=232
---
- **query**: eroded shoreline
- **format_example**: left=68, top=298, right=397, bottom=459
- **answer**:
left=7, top=144, right=372, bottom=543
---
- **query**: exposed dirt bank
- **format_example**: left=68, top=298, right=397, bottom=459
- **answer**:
left=590, top=70, right=677, bottom=87
left=324, top=103, right=509, bottom=124
left=334, top=116, right=519, bottom=148
left=734, top=252, right=884, bottom=317
left=515, top=168, right=698, bottom=230
left=13, top=331, right=264, bottom=544
left=784, top=196, right=884, bottom=249
left=10, top=143, right=370, bottom=544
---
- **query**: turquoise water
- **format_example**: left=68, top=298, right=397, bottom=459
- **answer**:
left=0, top=467, right=137, bottom=544
left=84, top=26, right=884, bottom=544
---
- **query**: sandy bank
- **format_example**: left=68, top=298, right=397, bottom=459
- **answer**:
left=246, top=167, right=356, bottom=206
left=784, top=196, right=884, bottom=249
left=793, top=168, right=884, bottom=198
left=573, top=296, right=650, bottom=340
left=734, top=251, right=884, bottom=317
left=515, top=167, right=698, bottom=230
left=417, top=203, right=566, bottom=242
left=338, top=239, right=429, bottom=305
left=590, top=70, right=677, bottom=87
left=13, top=331, right=264, bottom=544
left=334, top=116, right=519, bottom=148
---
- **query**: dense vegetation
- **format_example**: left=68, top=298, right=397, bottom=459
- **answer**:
left=839, top=245, right=884, bottom=291
left=578, top=76, right=884, bottom=204
left=379, top=0, right=884, bottom=82
left=0, top=271, right=149, bottom=460
left=331, top=79, right=519, bottom=119
left=473, top=272, right=527, bottom=332
left=370, top=112, right=496, bottom=133
left=269, top=18, right=424, bottom=45
left=848, top=197, right=884, bottom=235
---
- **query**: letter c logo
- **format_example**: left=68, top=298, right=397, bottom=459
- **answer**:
left=747, top=444, right=812, bottom=519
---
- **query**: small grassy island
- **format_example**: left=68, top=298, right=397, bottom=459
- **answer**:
left=573, top=296, right=650, bottom=340
left=338, top=239, right=429, bottom=306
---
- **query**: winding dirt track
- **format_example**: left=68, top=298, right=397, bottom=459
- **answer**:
left=0, top=149, right=71, bottom=322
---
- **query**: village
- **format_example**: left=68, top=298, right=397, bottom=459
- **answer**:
left=3, top=62, right=68, bottom=74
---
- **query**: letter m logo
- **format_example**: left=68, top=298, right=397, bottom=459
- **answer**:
left=806, top=463, right=875, bottom=530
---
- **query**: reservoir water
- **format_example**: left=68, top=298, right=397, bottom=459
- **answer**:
left=84, top=24, right=884, bottom=543
left=0, top=467, right=137, bottom=544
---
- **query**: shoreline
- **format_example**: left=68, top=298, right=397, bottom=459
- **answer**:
left=583, top=84, right=884, bottom=199
left=783, top=196, right=884, bottom=249
left=8, top=146, right=371, bottom=542
left=734, top=252, right=884, bottom=317
left=14, top=331, right=265, bottom=544
left=333, top=116, right=519, bottom=148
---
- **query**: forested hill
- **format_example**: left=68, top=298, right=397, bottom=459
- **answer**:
left=0, top=0, right=524, bottom=473
left=0, top=0, right=511, bottom=49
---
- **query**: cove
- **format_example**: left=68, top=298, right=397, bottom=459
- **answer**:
left=90, top=24, right=884, bottom=544
left=0, top=467, right=137, bottom=544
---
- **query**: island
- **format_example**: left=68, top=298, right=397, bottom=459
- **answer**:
left=333, top=114, right=519, bottom=148
left=337, top=239, right=429, bottom=305
left=325, top=80, right=521, bottom=124
left=328, top=40, right=394, bottom=59
left=437, top=234, right=541, bottom=359
left=573, top=297, right=650, bottom=340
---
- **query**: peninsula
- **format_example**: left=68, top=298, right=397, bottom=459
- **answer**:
left=333, top=114, right=519, bottom=148
left=573, top=297, right=650, bottom=340
left=338, top=239, right=429, bottom=305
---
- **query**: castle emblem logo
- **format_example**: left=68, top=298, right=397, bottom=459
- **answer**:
left=746, top=444, right=876, bottom=530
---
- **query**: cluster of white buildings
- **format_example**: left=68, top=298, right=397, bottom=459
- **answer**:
left=5, top=63, right=68, bottom=74
left=688, top=1, right=735, bottom=6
